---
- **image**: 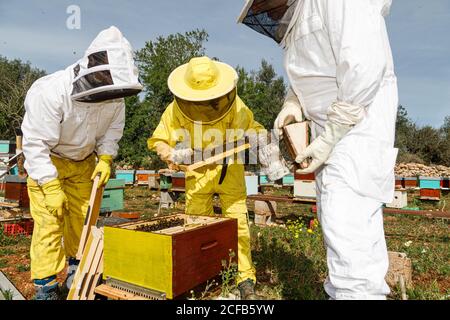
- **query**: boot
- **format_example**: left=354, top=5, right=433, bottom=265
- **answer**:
left=238, top=279, right=263, bottom=300
left=34, top=276, right=60, bottom=300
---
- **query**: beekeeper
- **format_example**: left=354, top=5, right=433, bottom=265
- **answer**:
left=22, top=26, right=142, bottom=300
left=239, top=0, right=399, bottom=299
left=148, top=56, right=265, bottom=299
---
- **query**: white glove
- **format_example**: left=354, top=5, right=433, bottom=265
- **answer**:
left=274, top=88, right=303, bottom=137
left=154, top=142, right=193, bottom=165
left=259, top=139, right=290, bottom=182
left=295, top=121, right=351, bottom=174
left=295, top=101, right=365, bottom=174
left=172, top=144, right=194, bottom=165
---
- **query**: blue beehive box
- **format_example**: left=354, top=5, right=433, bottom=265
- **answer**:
left=259, top=174, right=272, bottom=186
left=419, top=177, right=441, bottom=190
left=282, top=174, right=295, bottom=186
left=245, top=175, right=259, bottom=196
left=115, top=170, right=135, bottom=185
left=0, top=140, right=12, bottom=154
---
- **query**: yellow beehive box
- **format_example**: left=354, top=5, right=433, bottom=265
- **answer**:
left=103, top=214, right=238, bottom=299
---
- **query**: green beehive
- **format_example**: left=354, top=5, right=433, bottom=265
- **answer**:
left=101, top=179, right=125, bottom=212
left=159, top=174, right=172, bottom=190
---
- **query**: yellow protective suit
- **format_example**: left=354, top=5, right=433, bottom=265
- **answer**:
left=27, top=155, right=95, bottom=280
left=148, top=96, right=264, bottom=284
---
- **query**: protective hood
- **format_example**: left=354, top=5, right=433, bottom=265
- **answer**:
left=71, top=26, right=143, bottom=102
left=238, top=0, right=300, bottom=44
left=175, top=89, right=237, bottom=124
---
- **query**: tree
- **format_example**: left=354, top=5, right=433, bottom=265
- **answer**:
left=117, top=29, right=209, bottom=168
left=237, top=60, right=286, bottom=130
left=0, top=56, right=45, bottom=139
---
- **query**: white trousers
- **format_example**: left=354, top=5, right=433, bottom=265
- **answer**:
left=316, top=164, right=391, bottom=300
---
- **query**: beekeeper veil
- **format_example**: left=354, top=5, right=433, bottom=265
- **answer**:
left=238, top=0, right=300, bottom=44
left=71, top=26, right=143, bottom=103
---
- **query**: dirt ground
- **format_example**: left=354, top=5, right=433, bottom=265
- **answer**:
left=0, top=186, right=448, bottom=300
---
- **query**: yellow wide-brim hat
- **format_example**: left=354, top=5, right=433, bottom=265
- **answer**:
left=168, top=56, right=238, bottom=102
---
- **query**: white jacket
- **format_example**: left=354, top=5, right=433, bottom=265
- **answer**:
left=284, top=0, right=398, bottom=203
left=22, top=26, right=142, bottom=185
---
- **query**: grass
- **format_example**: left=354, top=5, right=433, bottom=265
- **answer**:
left=0, top=258, right=8, bottom=268
left=16, top=264, right=30, bottom=272
left=0, top=185, right=447, bottom=300
left=123, top=186, right=449, bottom=300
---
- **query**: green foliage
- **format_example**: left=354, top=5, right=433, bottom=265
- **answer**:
left=117, top=29, right=209, bottom=168
left=219, top=250, right=238, bottom=297
left=1, top=289, right=14, bottom=300
left=0, top=55, right=45, bottom=139
left=16, top=264, right=30, bottom=272
left=237, top=60, right=286, bottom=130
left=395, top=105, right=450, bottom=166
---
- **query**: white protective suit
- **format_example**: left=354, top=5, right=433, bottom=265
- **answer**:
left=22, top=26, right=142, bottom=185
left=286, top=0, right=398, bottom=300
left=241, top=0, right=399, bottom=299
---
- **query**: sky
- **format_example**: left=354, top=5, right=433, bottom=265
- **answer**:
left=0, top=0, right=449, bottom=128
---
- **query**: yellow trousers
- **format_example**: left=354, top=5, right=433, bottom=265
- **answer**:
left=185, top=163, right=256, bottom=284
left=27, top=155, right=95, bottom=280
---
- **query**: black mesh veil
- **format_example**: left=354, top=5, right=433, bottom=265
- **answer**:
left=239, top=0, right=299, bottom=43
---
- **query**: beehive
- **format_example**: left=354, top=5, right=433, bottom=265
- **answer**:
left=419, top=177, right=441, bottom=190
left=282, top=174, right=295, bottom=186
left=136, top=170, right=155, bottom=186
left=245, top=175, right=258, bottom=196
left=403, top=177, right=418, bottom=189
left=4, top=175, right=29, bottom=208
left=420, top=189, right=441, bottom=201
left=386, top=190, right=408, bottom=209
left=294, top=173, right=316, bottom=199
left=171, top=172, right=185, bottom=191
left=101, top=179, right=125, bottom=212
left=103, top=214, right=238, bottom=299
left=115, top=170, right=135, bottom=185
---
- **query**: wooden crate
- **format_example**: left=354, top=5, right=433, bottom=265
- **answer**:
left=101, top=179, right=125, bottom=212
left=419, top=177, right=441, bottom=190
left=148, top=174, right=160, bottom=190
left=294, top=180, right=316, bottom=199
left=103, top=214, right=238, bottom=299
left=171, top=172, right=185, bottom=191
left=4, top=175, right=29, bottom=208
left=258, top=174, right=272, bottom=186
left=404, top=177, right=418, bottom=189
left=442, top=178, right=449, bottom=189
left=395, top=176, right=404, bottom=189
left=282, top=174, right=295, bottom=186
left=420, top=188, right=441, bottom=201
left=115, top=170, right=135, bottom=185
left=0, top=140, right=16, bottom=154
left=135, top=170, right=155, bottom=186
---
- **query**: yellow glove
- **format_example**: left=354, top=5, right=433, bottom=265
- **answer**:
left=91, top=155, right=113, bottom=187
left=41, top=179, right=69, bottom=220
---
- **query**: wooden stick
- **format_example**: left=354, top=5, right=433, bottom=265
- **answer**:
left=187, top=143, right=250, bottom=171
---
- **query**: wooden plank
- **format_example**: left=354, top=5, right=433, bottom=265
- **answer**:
left=0, top=271, right=26, bottom=300
left=80, top=228, right=104, bottom=300
left=94, top=284, right=149, bottom=300
left=68, top=228, right=101, bottom=300
left=283, top=122, right=309, bottom=158
left=87, top=253, right=104, bottom=300
left=76, top=175, right=104, bottom=260
left=187, top=143, right=250, bottom=172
